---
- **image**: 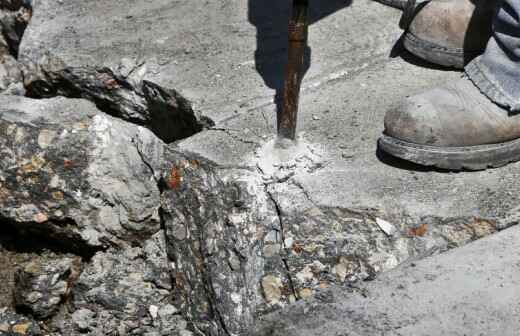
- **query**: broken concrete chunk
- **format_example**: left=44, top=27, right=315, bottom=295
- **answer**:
left=160, top=156, right=280, bottom=336
left=14, top=257, right=81, bottom=319
left=22, top=61, right=205, bottom=143
left=0, top=95, right=163, bottom=251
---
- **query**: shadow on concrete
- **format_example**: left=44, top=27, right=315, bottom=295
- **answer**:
left=248, top=0, right=351, bottom=116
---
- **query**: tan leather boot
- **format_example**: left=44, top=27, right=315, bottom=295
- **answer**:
left=379, top=77, right=520, bottom=170
left=376, top=0, right=498, bottom=68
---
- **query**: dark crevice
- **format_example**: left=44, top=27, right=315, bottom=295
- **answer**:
left=24, top=66, right=209, bottom=143
left=132, top=137, right=160, bottom=186
left=209, top=127, right=262, bottom=146
left=0, top=217, right=104, bottom=261
left=1, top=1, right=211, bottom=144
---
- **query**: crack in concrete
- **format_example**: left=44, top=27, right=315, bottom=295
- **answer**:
left=265, top=185, right=300, bottom=302
left=24, top=64, right=206, bottom=143
left=132, top=136, right=160, bottom=186
left=209, top=127, right=263, bottom=146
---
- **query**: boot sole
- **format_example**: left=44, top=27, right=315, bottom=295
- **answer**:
left=378, top=135, right=520, bottom=171
left=403, top=32, right=481, bottom=69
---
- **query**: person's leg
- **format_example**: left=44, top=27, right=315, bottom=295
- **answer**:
left=379, top=0, right=520, bottom=170
left=466, top=0, right=520, bottom=112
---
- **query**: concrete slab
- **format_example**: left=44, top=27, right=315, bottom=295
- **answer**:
left=16, top=0, right=520, bottom=333
left=21, top=0, right=402, bottom=123
left=254, top=224, right=520, bottom=336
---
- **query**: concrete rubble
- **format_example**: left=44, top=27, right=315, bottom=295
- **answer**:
left=253, top=224, right=520, bottom=336
left=0, top=0, right=520, bottom=335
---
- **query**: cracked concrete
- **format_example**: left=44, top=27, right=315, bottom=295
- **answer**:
left=1, top=0, right=520, bottom=335
left=254, top=224, right=520, bottom=336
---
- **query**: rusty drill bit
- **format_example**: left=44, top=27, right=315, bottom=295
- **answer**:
left=279, top=0, right=309, bottom=141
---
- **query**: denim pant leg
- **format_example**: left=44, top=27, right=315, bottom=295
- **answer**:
left=466, top=0, right=520, bottom=112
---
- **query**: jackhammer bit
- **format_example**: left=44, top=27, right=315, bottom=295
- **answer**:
left=278, top=0, right=309, bottom=141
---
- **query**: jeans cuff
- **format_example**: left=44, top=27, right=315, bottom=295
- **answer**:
left=465, top=58, right=520, bottom=113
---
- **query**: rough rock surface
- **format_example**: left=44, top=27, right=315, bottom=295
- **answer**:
left=48, top=233, right=191, bottom=336
left=0, top=0, right=29, bottom=94
left=22, top=59, right=206, bottom=143
left=0, top=308, right=41, bottom=336
left=252, top=225, right=520, bottom=336
left=0, top=95, right=163, bottom=251
left=160, top=154, right=278, bottom=336
left=159, top=148, right=513, bottom=335
left=0, top=38, right=22, bottom=94
left=14, top=257, right=81, bottom=319
left=2, top=0, right=520, bottom=335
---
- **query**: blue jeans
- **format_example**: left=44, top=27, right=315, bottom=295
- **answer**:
left=466, top=0, right=520, bottom=112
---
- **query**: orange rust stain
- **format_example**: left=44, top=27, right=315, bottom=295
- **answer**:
left=63, top=159, right=74, bottom=169
left=21, top=163, right=34, bottom=173
left=175, top=272, right=187, bottom=292
left=97, top=73, right=120, bottom=90
left=319, top=281, right=330, bottom=290
left=190, top=159, right=200, bottom=168
left=169, top=166, right=183, bottom=190
left=409, top=224, right=428, bottom=237
left=52, top=191, right=65, bottom=200
left=292, top=242, right=304, bottom=254
left=104, top=78, right=120, bottom=90
left=33, top=213, right=48, bottom=223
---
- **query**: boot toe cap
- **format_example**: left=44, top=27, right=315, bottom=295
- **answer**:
left=384, top=95, right=446, bottom=146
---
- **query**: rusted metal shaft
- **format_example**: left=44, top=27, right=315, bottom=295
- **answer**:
left=279, top=0, right=309, bottom=140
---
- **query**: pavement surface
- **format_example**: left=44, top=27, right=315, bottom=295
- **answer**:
left=22, top=0, right=520, bottom=223
left=254, top=224, right=520, bottom=336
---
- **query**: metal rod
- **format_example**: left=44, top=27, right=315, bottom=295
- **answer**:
left=278, top=0, right=309, bottom=140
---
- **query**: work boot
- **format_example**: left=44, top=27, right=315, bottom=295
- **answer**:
left=375, top=0, right=497, bottom=68
left=378, top=77, right=520, bottom=170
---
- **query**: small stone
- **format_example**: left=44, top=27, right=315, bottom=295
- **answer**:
left=299, top=288, right=314, bottom=300
left=149, top=305, right=159, bottom=319
left=37, top=130, right=57, bottom=149
left=32, top=213, right=48, bottom=223
left=335, top=262, right=348, bottom=282
left=230, top=293, right=241, bottom=304
left=284, top=237, right=294, bottom=249
left=295, top=265, right=315, bottom=284
left=12, top=322, right=30, bottom=334
left=376, top=218, right=398, bottom=236
left=158, top=304, right=178, bottom=319
left=261, top=275, right=283, bottom=304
